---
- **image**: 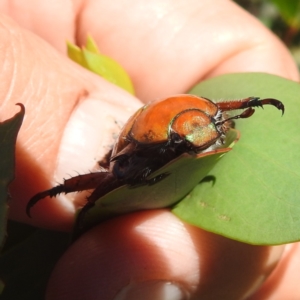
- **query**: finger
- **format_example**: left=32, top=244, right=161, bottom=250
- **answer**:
left=46, top=211, right=283, bottom=300
left=0, top=15, right=140, bottom=230
left=2, top=1, right=298, bottom=102
left=0, top=1, right=77, bottom=52
left=249, top=242, right=300, bottom=299
left=74, top=0, right=299, bottom=100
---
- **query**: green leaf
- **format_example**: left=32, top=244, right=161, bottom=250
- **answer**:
left=67, top=36, right=135, bottom=94
left=0, top=104, right=24, bottom=248
left=270, top=0, right=300, bottom=28
left=82, top=48, right=134, bottom=94
left=80, top=130, right=238, bottom=230
left=85, top=35, right=100, bottom=54
left=67, top=42, right=88, bottom=68
left=173, top=72, right=300, bottom=245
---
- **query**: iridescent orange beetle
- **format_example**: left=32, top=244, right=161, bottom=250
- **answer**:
left=26, top=95, right=284, bottom=231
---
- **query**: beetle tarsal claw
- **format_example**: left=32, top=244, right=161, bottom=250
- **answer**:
left=259, top=98, right=285, bottom=115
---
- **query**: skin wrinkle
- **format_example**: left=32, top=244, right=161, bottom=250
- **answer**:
left=207, top=38, right=296, bottom=80
left=0, top=25, right=18, bottom=111
left=23, top=79, right=59, bottom=157
left=72, top=0, right=86, bottom=46
left=195, top=20, right=280, bottom=82
left=1, top=1, right=77, bottom=53
left=134, top=215, right=201, bottom=288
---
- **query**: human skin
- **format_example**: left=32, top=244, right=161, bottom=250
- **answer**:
left=0, top=0, right=299, bottom=299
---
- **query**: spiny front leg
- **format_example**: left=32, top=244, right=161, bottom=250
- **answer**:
left=26, top=171, right=109, bottom=217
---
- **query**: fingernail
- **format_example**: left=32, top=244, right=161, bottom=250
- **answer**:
left=114, top=280, right=189, bottom=300
left=54, top=98, right=136, bottom=184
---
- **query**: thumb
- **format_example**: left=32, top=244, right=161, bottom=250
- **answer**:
left=46, top=211, right=284, bottom=300
left=0, top=15, right=140, bottom=230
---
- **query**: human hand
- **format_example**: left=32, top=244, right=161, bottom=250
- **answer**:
left=1, top=0, right=299, bottom=299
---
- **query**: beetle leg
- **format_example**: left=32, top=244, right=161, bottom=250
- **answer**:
left=72, top=171, right=170, bottom=239
left=26, top=171, right=109, bottom=217
left=73, top=173, right=122, bottom=238
left=72, top=201, right=95, bottom=239
left=216, top=97, right=284, bottom=115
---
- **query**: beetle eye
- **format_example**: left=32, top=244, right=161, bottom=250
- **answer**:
left=171, top=110, right=220, bottom=149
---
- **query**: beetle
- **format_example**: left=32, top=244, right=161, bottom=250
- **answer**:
left=26, top=95, right=284, bottom=233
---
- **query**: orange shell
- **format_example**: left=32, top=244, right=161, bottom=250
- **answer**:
left=130, top=95, right=218, bottom=144
left=111, top=106, right=144, bottom=156
left=112, top=95, right=220, bottom=157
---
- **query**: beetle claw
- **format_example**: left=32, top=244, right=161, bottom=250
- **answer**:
left=260, top=98, right=285, bottom=115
